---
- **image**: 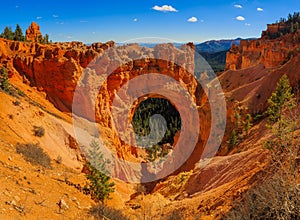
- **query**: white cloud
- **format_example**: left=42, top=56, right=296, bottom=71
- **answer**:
left=133, top=18, right=138, bottom=22
left=234, top=4, right=243, bottom=9
left=152, top=5, right=178, bottom=12
left=257, top=7, right=264, bottom=12
left=188, top=17, right=198, bottom=23
left=67, top=36, right=72, bottom=39
left=36, top=16, right=42, bottom=20
left=245, top=23, right=251, bottom=26
left=53, top=14, right=59, bottom=18
left=236, top=16, right=245, bottom=21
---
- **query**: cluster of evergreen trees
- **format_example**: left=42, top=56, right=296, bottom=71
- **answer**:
left=131, top=98, right=181, bottom=161
left=269, top=12, right=300, bottom=39
left=0, top=25, right=25, bottom=41
left=0, top=24, right=50, bottom=44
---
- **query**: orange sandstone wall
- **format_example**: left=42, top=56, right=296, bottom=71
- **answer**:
left=225, top=26, right=300, bottom=70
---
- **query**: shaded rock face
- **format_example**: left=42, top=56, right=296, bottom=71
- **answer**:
left=25, top=22, right=42, bottom=43
left=225, top=26, right=300, bottom=70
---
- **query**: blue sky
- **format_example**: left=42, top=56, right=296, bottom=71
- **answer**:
left=0, top=0, right=299, bottom=43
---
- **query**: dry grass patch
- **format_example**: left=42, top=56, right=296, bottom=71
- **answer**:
left=16, top=143, right=52, bottom=168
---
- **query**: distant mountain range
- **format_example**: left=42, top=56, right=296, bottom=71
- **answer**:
left=117, top=38, right=256, bottom=52
left=117, top=38, right=256, bottom=73
left=195, top=38, right=257, bottom=73
left=118, top=42, right=183, bottom=48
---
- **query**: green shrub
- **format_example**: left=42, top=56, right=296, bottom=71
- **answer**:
left=228, top=129, right=237, bottom=150
left=17, top=89, right=25, bottom=97
left=16, top=143, right=52, bottom=168
left=243, top=114, right=252, bottom=136
left=253, top=113, right=264, bottom=122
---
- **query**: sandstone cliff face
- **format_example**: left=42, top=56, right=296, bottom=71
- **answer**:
left=0, top=39, right=113, bottom=111
left=261, top=23, right=289, bottom=38
left=219, top=23, right=300, bottom=156
left=225, top=27, right=300, bottom=70
left=0, top=37, right=217, bottom=182
left=25, top=22, right=42, bottom=43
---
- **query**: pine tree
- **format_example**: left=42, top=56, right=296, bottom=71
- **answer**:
left=290, top=24, right=294, bottom=33
left=85, top=140, right=115, bottom=203
left=1, top=27, right=14, bottom=40
left=14, top=24, right=25, bottom=41
left=267, top=75, right=295, bottom=126
left=43, top=34, right=49, bottom=44
left=36, top=35, right=43, bottom=44
left=229, top=129, right=237, bottom=150
left=294, top=22, right=299, bottom=32
left=87, top=139, right=107, bottom=173
left=266, top=74, right=296, bottom=149
left=0, top=67, right=10, bottom=92
left=243, top=114, right=252, bottom=136
left=85, top=161, right=115, bottom=203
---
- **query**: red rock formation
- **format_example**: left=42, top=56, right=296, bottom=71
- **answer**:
left=225, top=26, right=300, bottom=70
left=220, top=22, right=300, bottom=156
left=73, top=43, right=213, bottom=180
left=0, top=37, right=215, bottom=182
left=2, top=19, right=299, bottom=184
left=25, top=22, right=42, bottom=43
left=261, top=23, right=291, bottom=39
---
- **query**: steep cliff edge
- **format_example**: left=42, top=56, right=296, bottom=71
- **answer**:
left=225, top=24, right=300, bottom=70
left=222, top=21, right=300, bottom=118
